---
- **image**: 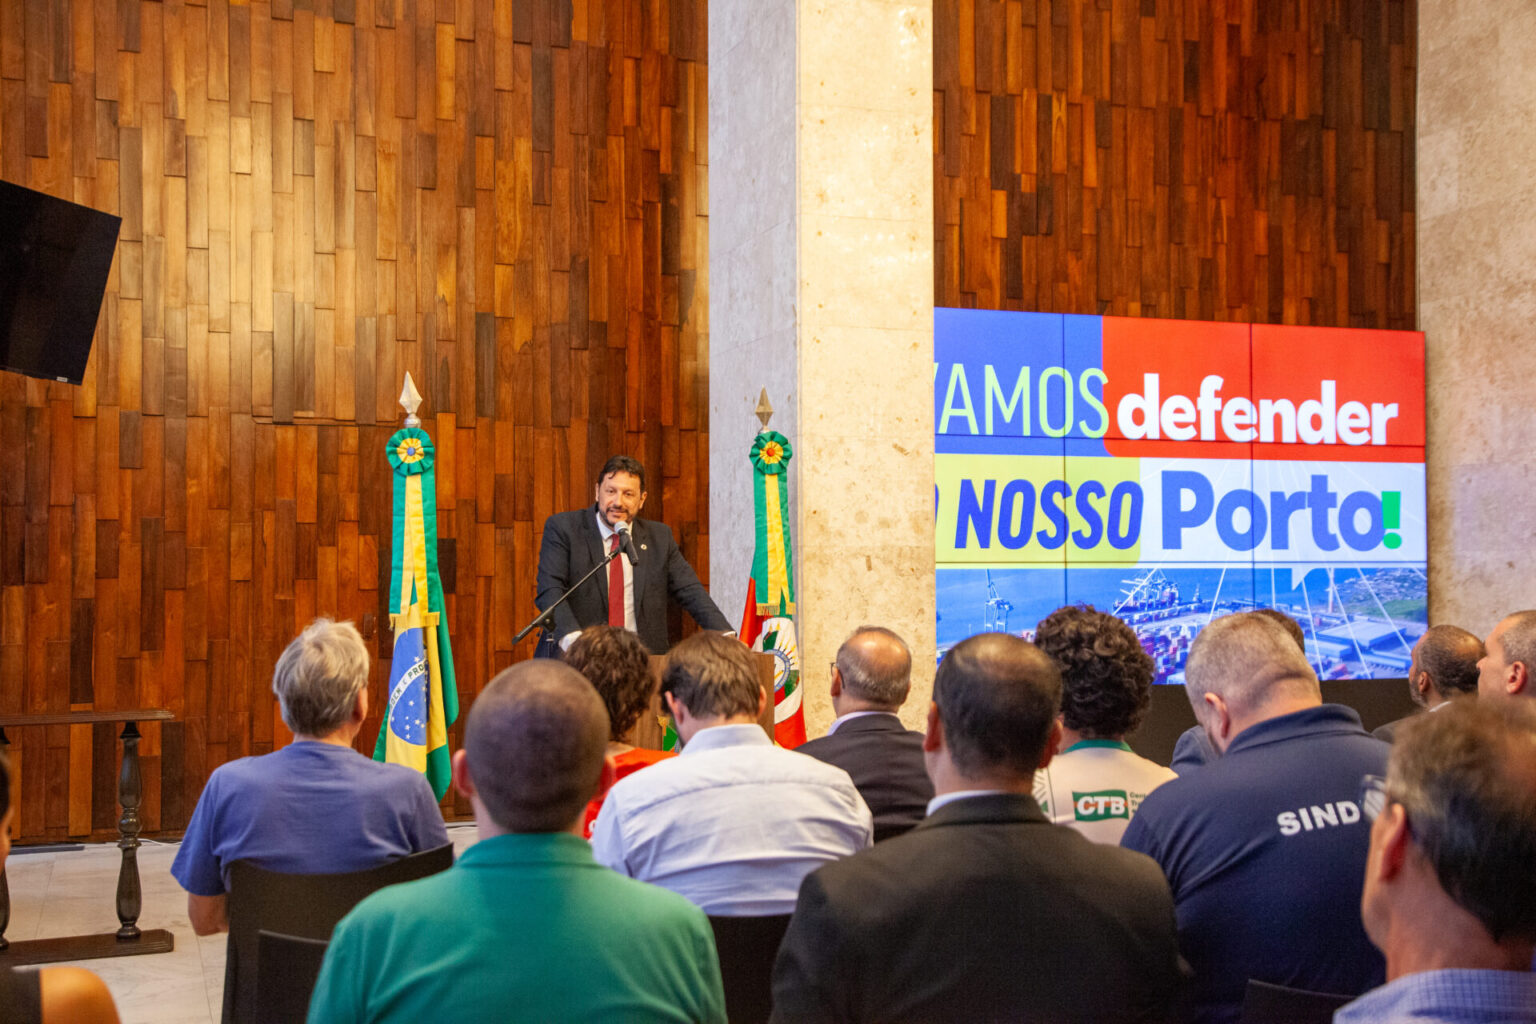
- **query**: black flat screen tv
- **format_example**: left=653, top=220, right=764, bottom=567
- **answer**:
left=0, top=179, right=121, bottom=385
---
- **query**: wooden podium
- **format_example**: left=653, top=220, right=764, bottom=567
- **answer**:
left=625, top=652, right=778, bottom=750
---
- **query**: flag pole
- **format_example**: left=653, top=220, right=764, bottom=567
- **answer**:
left=374, top=372, right=459, bottom=799
left=399, top=371, right=422, bottom=427
left=740, top=389, right=806, bottom=747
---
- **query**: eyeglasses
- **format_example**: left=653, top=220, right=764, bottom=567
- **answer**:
left=1359, top=774, right=1419, bottom=841
left=1359, top=774, right=1390, bottom=822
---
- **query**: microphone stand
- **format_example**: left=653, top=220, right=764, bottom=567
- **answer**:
left=512, top=544, right=626, bottom=647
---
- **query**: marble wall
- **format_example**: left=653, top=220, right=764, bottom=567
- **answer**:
left=708, top=0, right=799, bottom=645
left=711, top=0, right=936, bottom=736
left=1418, top=2, right=1536, bottom=637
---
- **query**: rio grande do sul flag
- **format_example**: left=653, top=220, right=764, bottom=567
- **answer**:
left=739, top=429, right=806, bottom=748
left=373, top=426, right=459, bottom=799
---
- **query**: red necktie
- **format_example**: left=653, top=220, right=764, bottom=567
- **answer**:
left=608, top=534, right=624, bottom=627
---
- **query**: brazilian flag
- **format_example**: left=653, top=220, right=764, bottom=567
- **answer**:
left=374, top=426, right=459, bottom=799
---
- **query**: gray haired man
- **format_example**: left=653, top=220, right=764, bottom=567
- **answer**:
left=171, top=618, right=448, bottom=935
left=1338, top=699, right=1536, bottom=1021
left=1479, top=609, right=1536, bottom=701
left=1122, top=611, right=1389, bottom=1024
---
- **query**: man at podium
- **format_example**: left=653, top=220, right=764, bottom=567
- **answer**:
left=536, top=455, right=732, bottom=655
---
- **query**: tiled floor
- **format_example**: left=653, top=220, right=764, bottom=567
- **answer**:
left=4, top=823, right=482, bottom=1024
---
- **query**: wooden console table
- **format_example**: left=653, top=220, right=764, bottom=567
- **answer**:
left=0, top=710, right=176, bottom=964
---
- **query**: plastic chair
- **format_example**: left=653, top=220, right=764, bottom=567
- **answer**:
left=706, top=914, right=792, bottom=1024
left=1238, top=978, right=1354, bottom=1024
left=222, top=844, right=454, bottom=1024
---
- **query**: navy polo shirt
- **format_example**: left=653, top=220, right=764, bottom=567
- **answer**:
left=1121, top=704, right=1389, bottom=1024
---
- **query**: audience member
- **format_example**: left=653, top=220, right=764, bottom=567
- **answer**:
left=1372, top=625, right=1483, bottom=742
left=563, top=625, right=675, bottom=837
left=171, top=618, right=449, bottom=935
left=1032, top=605, right=1175, bottom=843
left=796, top=626, right=933, bottom=841
left=0, top=754, right=121, bottom=1024
left=770, top=633, right=1184, bottom=1024
left=1171, top=606, right=1308, bottom=774
left=1478, top=609, right=1536, bottom=700
left=306, top=660, right=726, bottom=1023
left=1122, top=611, right=1388, bottom=1024
left=591, top=632, right=871, bottom=915
left=1336, top=700, right=1536, bottom=1022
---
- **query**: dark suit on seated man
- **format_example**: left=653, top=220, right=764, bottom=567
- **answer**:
left=797, top=626, right=933, bottom=842
left=771, top=632, right=1184, bottom=1024
left=535, top=455, right=731, bottom=655
left=1371, top=624, right=1483, bottom=743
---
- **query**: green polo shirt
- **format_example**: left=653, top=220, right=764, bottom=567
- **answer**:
left=306, top=832, right=726, bottom=1024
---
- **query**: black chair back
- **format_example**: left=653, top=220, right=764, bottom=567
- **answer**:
left=706, top=914, right=792, bottom=1024
left=1238, top=978, right=1353, bottom=1024
left=222, top=844, right=454, bottom=1024
left=253, top=931, right=330, bottom=1024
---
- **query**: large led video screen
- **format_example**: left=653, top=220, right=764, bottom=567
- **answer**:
left=934, top=310, right=1427, bottom=683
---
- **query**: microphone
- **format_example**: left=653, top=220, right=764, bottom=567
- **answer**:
left=615, top=521, right=639, bottom=566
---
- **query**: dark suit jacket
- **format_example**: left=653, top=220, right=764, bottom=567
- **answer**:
left=797, top=714, right=933, bottom=842
left=534, top=506, right=731, bottom=655
left=1371, top=716, right=1406, bottom=743
left=770, top=793, right=1184, bottom=1024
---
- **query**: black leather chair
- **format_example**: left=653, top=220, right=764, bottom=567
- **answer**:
left=706, top=914, right=792, bottom=1024
left=1238, top=978, right=1354, bottom=1024
left=222, top=844, right=454, bottom=1024
left=253, top=931, right=330, bottom=1024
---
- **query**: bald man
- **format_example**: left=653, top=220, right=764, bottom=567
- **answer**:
left=1372, top=625, right=1484, bottom=743
left=798, top=627, right=934, bottom=842
left=307, top=660, right=726, bottom=1024
left=1478, top=610, right=1536, bottom=701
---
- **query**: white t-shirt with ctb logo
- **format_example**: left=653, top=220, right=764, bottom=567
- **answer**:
left=1033, top=740, right=1178, bottom=845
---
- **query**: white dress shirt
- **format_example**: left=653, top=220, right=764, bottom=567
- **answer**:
left=560, top=513, right=636, bottom=650
left=595, top=513, right=637, bottom=632
left=926, top=789, right=1012, bottom=816
left=590, top=723, right=873, bottom=915
left=825, top=710, right=901, bottom=735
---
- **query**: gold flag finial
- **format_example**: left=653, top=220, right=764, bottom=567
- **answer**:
left=399, top=372, right=423, bottom=427
left=754, top=388, right=774, bottom=430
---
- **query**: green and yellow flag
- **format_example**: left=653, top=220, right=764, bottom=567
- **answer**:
left=373, top=426, right=459, bottom=799
left=739, top=429, right=805, bottom=747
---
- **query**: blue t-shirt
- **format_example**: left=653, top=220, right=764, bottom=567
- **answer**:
left=171, top=741, right=450, bottom=896
left=1121, top=704, right=1388, bottom=1024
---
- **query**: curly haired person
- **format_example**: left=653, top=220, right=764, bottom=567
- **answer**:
left=1031, top=605, right=1176, bottom=844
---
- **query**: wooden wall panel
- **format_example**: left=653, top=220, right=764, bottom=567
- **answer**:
left=0, top=0, right=711, bottom=843
left=935, top=0, right=1416, bottom=328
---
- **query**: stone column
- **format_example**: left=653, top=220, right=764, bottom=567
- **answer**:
left=1417, top=2, right=1536, bottom=634
left=711, top=0, right=935, bottom=736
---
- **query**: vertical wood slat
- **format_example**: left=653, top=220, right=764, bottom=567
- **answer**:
left=0, top=0, right=711, bottom=842
left=935, top=0, right=1416, bottom=329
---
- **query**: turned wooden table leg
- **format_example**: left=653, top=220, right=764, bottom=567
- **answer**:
left=114, top=722, right=143, bottom=941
